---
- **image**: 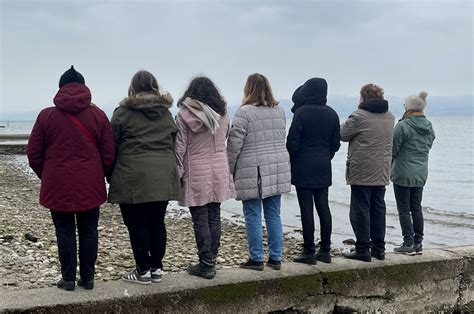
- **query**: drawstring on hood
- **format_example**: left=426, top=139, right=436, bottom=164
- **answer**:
left=181, top=97, right=220, bottom=134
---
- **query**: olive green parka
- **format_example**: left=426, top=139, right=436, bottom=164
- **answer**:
left=108, top=92, right=181, bottom=204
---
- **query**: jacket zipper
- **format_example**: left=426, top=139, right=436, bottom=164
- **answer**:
left=257, top=166, right=262, bottom=198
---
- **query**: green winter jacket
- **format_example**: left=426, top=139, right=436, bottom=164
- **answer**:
left=391, top=115, right=435, bottom=187
left=108, top=92, right=181, bottom=204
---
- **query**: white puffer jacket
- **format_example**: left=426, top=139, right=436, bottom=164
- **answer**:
left=227, top=104, right=291, bottom=201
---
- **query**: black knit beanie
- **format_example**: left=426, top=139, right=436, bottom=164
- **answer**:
left=59, top=65, right=85, bottom=88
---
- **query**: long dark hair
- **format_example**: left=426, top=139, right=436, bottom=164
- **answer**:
left=178, top=76, right=227, bottom=115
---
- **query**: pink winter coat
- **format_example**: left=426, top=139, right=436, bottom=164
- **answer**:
left=175, top=105, right=236, bottom=207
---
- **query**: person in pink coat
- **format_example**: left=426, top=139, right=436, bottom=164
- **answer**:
left=175, top=76, right=236, bottom=279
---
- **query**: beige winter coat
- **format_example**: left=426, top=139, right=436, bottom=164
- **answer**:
left=340, top=99, right=395, bottom=186
left=227, top=104, right=291, bottom=201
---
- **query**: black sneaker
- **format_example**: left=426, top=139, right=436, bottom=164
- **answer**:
left=122, top=268, right=151, bottom=285
left=343, top=251, right=372, bottom=262
left=239, top=259, right=264, bottom=271
left=77, top=278, right=94, bottom=290
left=266, top=258, right=281, bottom=270
left=394, top=244, right=416, bottom=255
left=151, top=268, right=163, bottom=283
left=293, top=249, right=317, bottom=265
left=57, top=279, right=75, bottom=291
left=371, top=251, right=385, bottom=261
left=414, top=243, right=423, bottom=255
left=187, top=263, right=216, bottom=279
left=316, top=249, right=331, bottom=263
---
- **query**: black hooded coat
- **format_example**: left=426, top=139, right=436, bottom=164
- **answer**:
left=286, top=78, right=341, bottom=188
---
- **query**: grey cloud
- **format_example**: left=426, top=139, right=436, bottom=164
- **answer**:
left=0, top=0, right=472, bottom=117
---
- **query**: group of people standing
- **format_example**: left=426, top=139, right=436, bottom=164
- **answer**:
left=26, top=66, right=435, bottom=291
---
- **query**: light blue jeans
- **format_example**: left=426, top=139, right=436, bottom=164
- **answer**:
left=242, top=194, right=283, bottom=262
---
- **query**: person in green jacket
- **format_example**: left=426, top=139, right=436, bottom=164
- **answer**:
left=108, top=70, right=181, bottom=284
left=391, top=91, right=435, bottom=255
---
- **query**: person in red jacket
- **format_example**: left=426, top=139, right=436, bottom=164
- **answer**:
left=27, top=66, right=115, bottom=291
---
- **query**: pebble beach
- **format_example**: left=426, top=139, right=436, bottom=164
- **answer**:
left=0, top=155, right=311, bottom=291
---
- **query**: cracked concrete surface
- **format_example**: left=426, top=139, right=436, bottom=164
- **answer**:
left=456, top=256, right=473, bottom=311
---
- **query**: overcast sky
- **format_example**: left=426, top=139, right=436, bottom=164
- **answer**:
left=1, top=0, right=472, bottom=115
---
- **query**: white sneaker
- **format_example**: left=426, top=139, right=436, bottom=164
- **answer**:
left=151, top=268, right=162, bottom=283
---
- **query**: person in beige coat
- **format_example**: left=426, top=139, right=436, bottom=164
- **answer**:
left=340, top=84, right=395, bottom=262
left=227, top=73, right=291, bottom=271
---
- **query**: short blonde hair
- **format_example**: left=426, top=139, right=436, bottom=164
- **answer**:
left=360, top=83, right=384, bottom=101
left=242, top=73, right=279, bottom=107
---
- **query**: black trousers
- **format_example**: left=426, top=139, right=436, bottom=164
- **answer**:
left=349, top=185, right=386, bottom=254
left=295, top=186, right=332, bottom=251
left=120, top=202, right=168, bottom=273
left=51, top=207, right=99, bottom=282
left=189, top=202, right=221, bottom=265
left=393, top=184, right=424, bottom=246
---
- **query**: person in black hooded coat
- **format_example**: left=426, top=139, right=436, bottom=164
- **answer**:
left=286, top=78, right=340, bottom=264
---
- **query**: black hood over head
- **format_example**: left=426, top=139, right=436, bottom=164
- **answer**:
left=358, top=98, right=389, bottom=113
left=291, top=78, right=327, bottom=113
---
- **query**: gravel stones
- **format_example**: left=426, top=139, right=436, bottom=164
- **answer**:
left=0, top=155, right=306, bottom=291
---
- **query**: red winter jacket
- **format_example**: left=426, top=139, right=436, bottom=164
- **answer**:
left=27, top=83, right=115, bottom=212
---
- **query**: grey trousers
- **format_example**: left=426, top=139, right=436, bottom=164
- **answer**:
left=189, top=202, right=221, bottom=265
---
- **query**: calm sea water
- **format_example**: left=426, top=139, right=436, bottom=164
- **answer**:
left=1, top=117, right=473, bottom=249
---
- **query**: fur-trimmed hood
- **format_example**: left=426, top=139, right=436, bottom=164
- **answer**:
left=120, top=92, right=173, bottom=120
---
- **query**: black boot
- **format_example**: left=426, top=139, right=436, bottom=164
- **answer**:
left=343, top=251, right=371, bottom=262
left=187, top=261, right=216, bottom=279
left=316, top=248, right=331, bottom=263
left=293, top=248, right=317, bottom=265
left=77, top=278, right=94, bottom=290
left=371, top=251, right=385, bottom=261
left=57, top=279, right=75, bottom=291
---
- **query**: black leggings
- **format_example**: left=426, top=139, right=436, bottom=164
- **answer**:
left=120, top=201, right=168, bottom=272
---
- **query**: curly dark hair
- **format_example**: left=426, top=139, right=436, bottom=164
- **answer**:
left=178, top=76, right=227, bottom=115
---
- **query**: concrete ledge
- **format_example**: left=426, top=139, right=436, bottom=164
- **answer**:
left=0, top=135, right=28, bottom=154
left=0, top=134, right=30, bottom=141
left=0, top=144, right=27, bottom=155
left=1, top=246, right=472, bottom=313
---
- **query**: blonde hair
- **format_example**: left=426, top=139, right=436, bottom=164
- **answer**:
left=242, top=73, right=279, bottom=107
left=128, top=70, right=160, bottom=96
left=360, top=83, right=384, bottom=101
